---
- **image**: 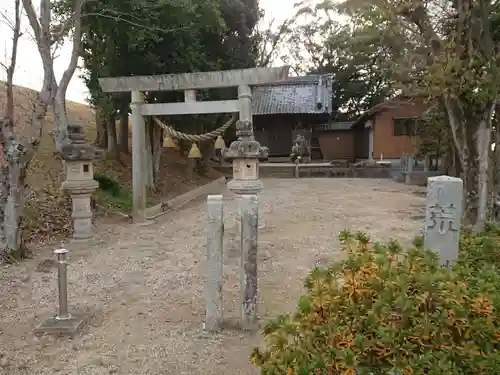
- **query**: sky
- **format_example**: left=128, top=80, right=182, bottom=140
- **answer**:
left=0, top=0, right=297, bottom=104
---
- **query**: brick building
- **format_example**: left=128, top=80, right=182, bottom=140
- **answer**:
left=351, top=96, right=429, bottom=160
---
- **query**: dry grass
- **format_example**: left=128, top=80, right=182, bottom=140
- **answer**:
left=0, top=83, right=222, bottom=248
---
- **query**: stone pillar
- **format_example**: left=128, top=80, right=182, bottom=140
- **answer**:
left=405, top=155, right=413, bottom=184
left=71, top=195, right=93, bottom=239
left=238, top=85, right=253, bottom=136
left=367, top=121, right=373, bottom=161
left=205, top=195, right=224, bottom=332
left=240, top=194, right=259, bottom=330
left=424, top=154, right=429, bottom=173
left=131, top=90, right=147, bottom=223
left=61, top=124, right=101, bottom=241
left=424, top=175, right=463, bottom=267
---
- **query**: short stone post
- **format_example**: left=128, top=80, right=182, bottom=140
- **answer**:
left=61, top=124, right=101, bottom=241
left=55, top=248, right=70, bottom=320
left=34, top=249, right=85, bottom=336
left=240, top=194, right=259, bottom=330
left=399, top=154, right=407, bottom=182
left=405, top=155, right=414, bottom=184
left=424, top=175, right=463, bottom=267
left=205, top=195, right=224, bottom=332
left=294, top=158, right=300, bottom=178
left=424, top=154, right=429, bottom=173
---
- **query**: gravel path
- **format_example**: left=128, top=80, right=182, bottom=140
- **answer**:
left=0, top=178, right=426, bottom=375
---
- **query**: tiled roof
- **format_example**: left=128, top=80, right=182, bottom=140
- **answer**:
left=252, top=74, right=333, bottom=115
left=316, top=122, right=354, bottom=131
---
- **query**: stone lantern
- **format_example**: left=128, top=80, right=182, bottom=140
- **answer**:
left=61, top=124, right=102, bottom=241
left=222, top=119, right=268, bottom=229
left=222, top=120, right=266, bottom=195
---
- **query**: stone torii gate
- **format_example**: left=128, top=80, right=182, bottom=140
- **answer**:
left=98, top=67, right=289, bottom=223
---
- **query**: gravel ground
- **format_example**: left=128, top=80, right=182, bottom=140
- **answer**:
left=0, top=178, right=426, bottom=375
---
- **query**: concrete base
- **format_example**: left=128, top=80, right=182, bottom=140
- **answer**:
left=34, top=314, right=86, bottom=336
left=196, top=317, right=264, bottom=338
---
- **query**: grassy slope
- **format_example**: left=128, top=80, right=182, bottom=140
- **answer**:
left=0, top=83, right=222, bottom=247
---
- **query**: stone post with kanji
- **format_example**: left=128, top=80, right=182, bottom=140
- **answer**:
left=424, top=175, right=463, bottom=267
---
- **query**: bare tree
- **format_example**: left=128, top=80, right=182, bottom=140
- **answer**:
left=22, top=0, right=84, bottom=152
left=0, top=0, right=85, bottom=259
left=0, top=0, right=21, bottom=120
left=0, top=0, right=46, bottom=259
left=256, top=16, right=293, bottom=67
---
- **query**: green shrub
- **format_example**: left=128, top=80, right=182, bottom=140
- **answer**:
left=251, top=230, right=500, bottom=375
left=96, top=190, right=134, bottom=212
left=93, top=172, right=121, bottom=196
left=93, top=172, right=133, bottom=212
left=457, top=220, right=500, bottom=272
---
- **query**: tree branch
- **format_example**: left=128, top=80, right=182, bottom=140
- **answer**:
left=22, top=0, right=53, bottom=90
left=257, top=17, right=292, bottom=67
left=400, top=2, right=441, bottom=55
left=5, top=0, right=22, bottom=121
left=57, top=0, right=83, bottom=102
left=21, top=0, right=40, bottom=42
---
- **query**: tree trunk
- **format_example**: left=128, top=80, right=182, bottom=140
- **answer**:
left=492, top=124, right=500, bottom=219
left=106, top=114, right=119, bottom=160
left=440, top=137, right=454, bottom=175
left=119, top=110, right=129, bottom=154
left=444, top=97, right=494, bottom=230
left=476, top=117, right=492, bottom=227
left=95, top=104, right=108, bottom=149
left=51, top=90, right=70, bottom=152
left=178, top=139, right=188, bottom=157
left=0, top=132, right=30, bottom=260
left=200, top=141, right=213, bottom=174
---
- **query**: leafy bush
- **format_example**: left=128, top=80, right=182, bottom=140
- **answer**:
left=94, top=189, right=134, bottom=212
left=93, top=172, right=122, bottom=196
left=93, top=172, right=134, bottom=212
left=458, top=221, right=500, bottom=272
left=251, top=230, right=500, bottom=374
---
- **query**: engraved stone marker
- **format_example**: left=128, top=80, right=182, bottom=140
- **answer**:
left=424, top=175, right=463, bottom=267
left=205, top=195, right=224, bottom=332
left=240, top=194, right=259, bottom=330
